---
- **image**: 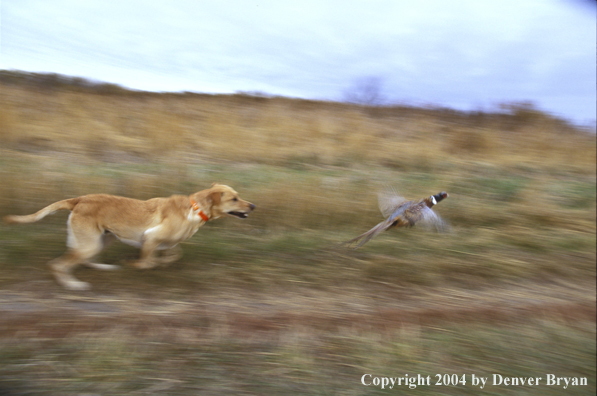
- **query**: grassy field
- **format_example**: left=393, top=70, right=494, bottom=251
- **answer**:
left=0, top=71, right=595, bottom=395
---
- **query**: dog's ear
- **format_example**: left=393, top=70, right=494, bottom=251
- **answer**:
left=209, top=191, right=222, bottom=206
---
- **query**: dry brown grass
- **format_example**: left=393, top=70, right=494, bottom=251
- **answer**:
left=1, top=73, right=594, bottom=172
left=0, top=73, right=595, bottom=395
left=0, top=73, right=594, bottom=270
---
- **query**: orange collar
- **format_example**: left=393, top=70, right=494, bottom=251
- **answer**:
left=190, top=199, right=210, bottom=222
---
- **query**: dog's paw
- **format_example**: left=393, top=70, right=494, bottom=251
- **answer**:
left=129, top=259, right=160, bottom=270
left=64, top=280, right=91, bottom=291
left=86, top=263, right=120, bottom=271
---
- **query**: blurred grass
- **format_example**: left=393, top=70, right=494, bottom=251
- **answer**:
left=0, top=320, right=594, bottom=395
left=1, top=158, right=592, bottom=291
left=0, top=71, right=595, bottom=394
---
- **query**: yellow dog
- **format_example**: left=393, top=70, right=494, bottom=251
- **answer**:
left=4, top=184, right=255, bottom=290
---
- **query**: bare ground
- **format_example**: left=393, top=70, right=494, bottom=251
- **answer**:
left=1, top=277, right=594, bottom=340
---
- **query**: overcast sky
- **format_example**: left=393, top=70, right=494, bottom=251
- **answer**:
left=1, top=0, right=595, bottom=125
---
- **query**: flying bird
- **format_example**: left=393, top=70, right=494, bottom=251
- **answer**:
left=344, top=189, right=449, bottom=249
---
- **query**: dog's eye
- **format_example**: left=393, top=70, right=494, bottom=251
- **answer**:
left=232, top=197, right=238, bottom=202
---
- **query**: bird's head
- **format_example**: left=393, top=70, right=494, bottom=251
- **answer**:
left=430, top=192, right=448, bottom=205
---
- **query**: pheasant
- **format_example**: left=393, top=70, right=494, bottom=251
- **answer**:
left=344, top=189, right=448, bottom=249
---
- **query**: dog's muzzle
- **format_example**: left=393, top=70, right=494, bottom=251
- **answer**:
left=227, top=203, right=255, bottom=219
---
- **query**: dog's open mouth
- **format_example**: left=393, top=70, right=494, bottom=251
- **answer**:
left=227, top=211, right=249, bottom=219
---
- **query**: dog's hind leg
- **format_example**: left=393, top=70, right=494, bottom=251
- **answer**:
left=49, top=251, right=94, bottom=291
left=50, top=215, right=105, bottom=290
left=50, top=241, right=105, bottom=290
left=85, top=232, right=120, bottom=271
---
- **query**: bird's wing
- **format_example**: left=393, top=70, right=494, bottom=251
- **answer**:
left=378, top=187, right=408, bottom=218
left=416, top=206, right=449, bottom=232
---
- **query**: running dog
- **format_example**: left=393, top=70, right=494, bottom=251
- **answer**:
left=4, top=183, right=255, bottom=290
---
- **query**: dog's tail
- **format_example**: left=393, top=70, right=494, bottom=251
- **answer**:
left=4, top=198, right=79, bottom=224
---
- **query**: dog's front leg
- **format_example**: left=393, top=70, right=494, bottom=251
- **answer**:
left=131, top=239, right=161, bottom=269
left=158, top=245, right=183, bottom=267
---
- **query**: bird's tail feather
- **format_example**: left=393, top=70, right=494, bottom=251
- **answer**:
left=342, top=220, right=390, bottom=249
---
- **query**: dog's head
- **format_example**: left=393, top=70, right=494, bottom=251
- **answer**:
left=195, top=183, right=255, bottom=220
